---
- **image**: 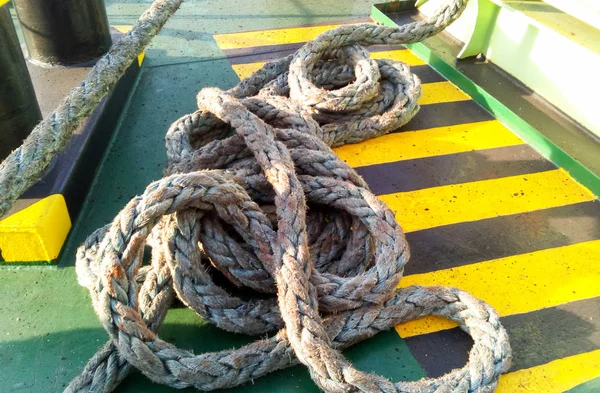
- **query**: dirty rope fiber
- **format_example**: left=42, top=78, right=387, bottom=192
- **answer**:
left=66, top=0, right=512, bottom=392
left=0, top=0, right=185, bottom=218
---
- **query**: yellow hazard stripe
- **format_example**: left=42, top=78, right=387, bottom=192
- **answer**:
left=369, top=49, right=425, bottom=65
left=380, top=169, right=595, bottom=233
left=231, top=63, right=266, bottom=80
left=215, top=23, right=431, bottom=67
left=396, top=239, right=600, bottom=337
left=418, top=81, right=470, bottom=105
left=334, top=120, right=523, bottom=168
left=0, top=0, right=9, bottom=7
left=497, top=350, right=600, bottom=393
left=231, top=48, right=425, bottom=80
left=215, top=23, right=357, bottom=49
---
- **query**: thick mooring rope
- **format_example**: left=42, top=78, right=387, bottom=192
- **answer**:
left=0, top=0, right=185, bottom=218
left=33, top=0, right=508, bottom=392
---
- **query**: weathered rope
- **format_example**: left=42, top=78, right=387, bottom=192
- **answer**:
left=0, top=0, right=185, bottom=218
left=66, top=0, right=512, bottom=392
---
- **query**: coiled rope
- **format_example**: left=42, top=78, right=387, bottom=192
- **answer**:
left=0, top=0, right=184, bottom=218
left=1, top=0, right=513, bottom=391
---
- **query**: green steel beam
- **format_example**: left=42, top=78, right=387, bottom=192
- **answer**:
left=456, top=0, right=499, bottom=59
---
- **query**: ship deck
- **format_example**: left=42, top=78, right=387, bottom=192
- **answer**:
left=1, top=1, right=599, bottom=392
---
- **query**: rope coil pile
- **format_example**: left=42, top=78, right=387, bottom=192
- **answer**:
left=56, top=0, right=511, bottom=391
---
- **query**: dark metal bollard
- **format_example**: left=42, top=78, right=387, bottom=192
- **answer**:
left=0, top=2, right=42, bottom=160
left=13, top=0, right=112, bottom=66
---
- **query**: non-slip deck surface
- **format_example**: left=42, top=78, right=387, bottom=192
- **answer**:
left=213, top=20, right=600, bottom=392
left=1, top=6, right=599, bottom=392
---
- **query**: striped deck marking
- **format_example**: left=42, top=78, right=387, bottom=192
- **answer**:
left=406, top=201, right=600, bottom=275
left=356, top=145, right=556, bottom=195
left=380, top=169, right=596, bottom=233
left=369, top=49, right=425, bottom=65
left=334, top=120, right=523, bottom=168
left=231, top=62, right=266, bottom=80
left=213, top=21, right=600, bottom=390
left=418, top=81, right=469, bottom=105
left=230, top=52, right=443, bottom=84
left=408, top=65, right=446, bottom=84
left=214, top=24, right=351, bottom=49
left=404, top=297, right=600, bottom=376
left=232, top=65, right=463, bottom=105
left=404, top=100, right=495, bottom=131
left=395, top=239, right=600, bottom=338
left=497, top=350, right=600, bottom=393
left=222, top=41, right=306, bottom=60
left=230, top=49, right=426, bottom=80
left=225, top=43, right=424, bottom=65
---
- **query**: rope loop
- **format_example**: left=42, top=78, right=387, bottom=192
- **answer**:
left=68, top=0, right=512, bottom=392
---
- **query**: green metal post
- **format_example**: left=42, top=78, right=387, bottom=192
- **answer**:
left=0, top=2, right=42, bottom=160
left=13, top=0, right=112, bottom=66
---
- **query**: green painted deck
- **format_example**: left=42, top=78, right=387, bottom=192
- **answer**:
left=1, top=1, right=600, bottom=392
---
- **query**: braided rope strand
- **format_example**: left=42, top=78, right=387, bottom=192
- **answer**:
left=0, top=0, right=184, bottom=217
left=66, top=0, right=512, bottom=392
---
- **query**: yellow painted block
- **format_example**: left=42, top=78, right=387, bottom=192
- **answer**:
left=497, top=349, right=600, bottom=393
left=380, top=169, right=595, bottom=233
left=0, top=0, right=9, bottom=7
left=396, top=239, right=600, bottom=337
left=334, top=120, right=523, bottom=168
left=0, top=195, right=71, bottom=262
